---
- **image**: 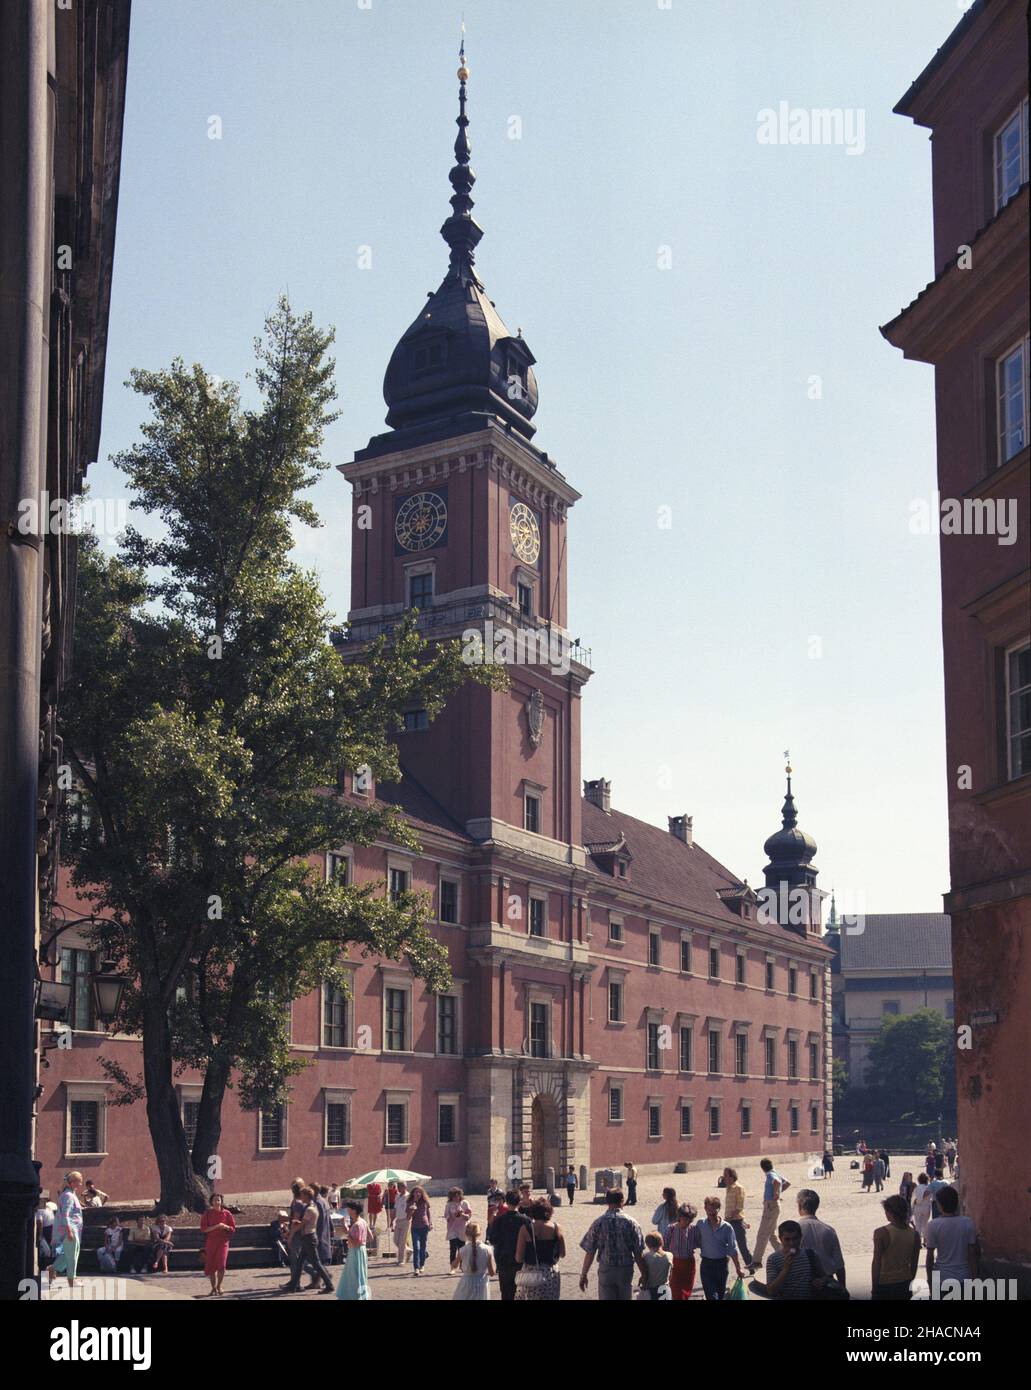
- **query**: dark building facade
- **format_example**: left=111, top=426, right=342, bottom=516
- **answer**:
left=881, top=0, right=1030, bottom=1289
left=39, top=48, right=832, bottom=1201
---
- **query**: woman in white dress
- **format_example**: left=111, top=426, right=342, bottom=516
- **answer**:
left=911, top=1172, right=934, bottom=1245
left=451, top=1222, right=495, bottom=1300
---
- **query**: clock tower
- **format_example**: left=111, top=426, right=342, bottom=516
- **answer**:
left=340, top=41, right=591, bottom=857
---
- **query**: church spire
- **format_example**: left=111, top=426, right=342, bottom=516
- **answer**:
left=440, top=29, right=483, bottom=285
left=781, top=754, right=799, bottom=829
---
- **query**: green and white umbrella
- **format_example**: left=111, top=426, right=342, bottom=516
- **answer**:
left=346, top=1168, right=430, bottom=1188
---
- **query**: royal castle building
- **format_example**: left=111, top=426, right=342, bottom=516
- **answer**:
left=38, top=52, right=832, bottom=1200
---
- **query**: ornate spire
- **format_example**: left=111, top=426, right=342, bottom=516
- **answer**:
left=781, top=752, right=798, bottom=829
left=440, top=29, right=484, bottom=285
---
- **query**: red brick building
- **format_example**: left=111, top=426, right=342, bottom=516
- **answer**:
left=37, top=53, right=831, bottom=1201
left=881, top=0, right=1029, bottom=1289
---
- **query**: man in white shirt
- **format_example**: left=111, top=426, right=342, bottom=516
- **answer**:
left=796, top=1189, right=847, bottom=1292
left=393, top=1181, right=411, bottom=1265
left=925, top=1185, right=978, bottom=1295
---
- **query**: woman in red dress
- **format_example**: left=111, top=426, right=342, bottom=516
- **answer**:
left=200, top=1193, right=236, bottom=1296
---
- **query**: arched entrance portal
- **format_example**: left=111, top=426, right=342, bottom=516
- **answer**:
left=530, top=1093, right=561, bottom=1187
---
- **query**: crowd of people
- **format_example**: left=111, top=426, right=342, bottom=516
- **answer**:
left=40, top=1142, right=975, bottom=1302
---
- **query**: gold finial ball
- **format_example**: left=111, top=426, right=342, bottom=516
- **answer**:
left=457, top=63, right=470, bottom=81
left=786, top=763, right=793, bottom=775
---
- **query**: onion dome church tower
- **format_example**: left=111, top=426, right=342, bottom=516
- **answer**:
left=762, top=758, right=823, bottom=938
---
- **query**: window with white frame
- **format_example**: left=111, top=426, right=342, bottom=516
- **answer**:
left=709, top=1104, right=721, bottom=1137
left=60, top=947, right=96, bottom=1031
left=517, top=580, right=534, bottom=619
left=529, top=1000, right=549, bottom=1059
left=608, top=979, right=624, bottom=1023
left=322, top=982, right=350, bottom=1048
left=736, top=952, right=746, bottom=984
left=788, top=964, right=798, bottom=996
left=437, top=994, right=459, bottom=1055
left=524, top=792, right=542, bottom=834
left=384, top=985, right=410, bottom=1052
left=324, top=1090, right=353, bottom=1148
left=997, top=337, right=1029, bottom=465
left=326, top=850, right=351, bottom=884
left=765, top=1034, right=776, bottom=1078
left=648, top=1103, right=662, bottom=1139
left=407, top=568, right=434, bottom=610
left=529, top=895, right=546, bottom=938
left=389, top=865, right=411, bottom=903
left=182, top=1096, right=200, bottom=1152
left=995, top=98, right=1029, bottom=212
left=765, top=957, right=775, bottom=991
left=810, top=1104, right=820, bottom=1135
left=707, top=1028, right=721, bottom=1075
left=647, top=1021, right=662, bottom=1071
left=1006, top=640, right=1031, bottom=779
left=809, top=1041, right=820, bottom=1081
left=259, top=1103, right=287, bottom=1150
left=708, top=944, right=720, bottom=979
left=385, top=1094, right=410, bottom=1146
left=65, top=1085, right=107, bottom=1155
left=679, top=1025, right=693, bottom=1073
left=609, top=915, right=624, bottom=944
left=680, top=935, right=691, bottom=973
left=790, top=1103, right=800, bottom=1135
left=680, top=1103, right=693, bottom=1138
left=648, top=930, right=661, bottom=967
left=770, top=1104, right=780, bottom=1136
left=438, top=1095, right=459, bottom=1145
left=809, top=970, right=819, bottom=1001
left=735, top=1032, right=748, bottom=1077
left=787, top=1038, right=798, bottom=1078
left=439, top=876, right=459, bottom=924
left=609, top=1083, right=624, bottom=1122
left=741, top=1103, right=752, bottom=1137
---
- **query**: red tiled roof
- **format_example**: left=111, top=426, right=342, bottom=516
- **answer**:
left=377, top=769, right=472, bottom=841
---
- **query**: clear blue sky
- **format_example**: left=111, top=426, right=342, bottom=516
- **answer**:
left=93, top=0, right=968, bottom=913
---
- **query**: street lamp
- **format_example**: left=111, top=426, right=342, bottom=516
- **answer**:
left=91, top=962, right=128, bottom=1026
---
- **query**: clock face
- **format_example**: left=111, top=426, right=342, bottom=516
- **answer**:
left=510, top=501, right=541, bottom=565
left=395, top=491, right=448, bottom=553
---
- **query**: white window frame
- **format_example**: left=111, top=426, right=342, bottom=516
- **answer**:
left=321, top=976, right=354, bottom=1050
left=648, top=1099, right=663, bottom=1139
left=526, top=991, right=553, bottom=1060
left=678, top=1023, right=694, bottom=1074
left=438, top=873, right=461, bottom=925
left=679, top=932, right=692, bottom=974
left=648, top=928, right=661, bottom=967
left=1005, top=638, right=1031, bottom=780
left=709, top=1102, right=722, bottom=1138
left=524, top=790, right=542, bottom=834
left=64, top=1082, right=109, bottom=1157
left=384, top=1091, right=411, bottom=1148
left=608, top=914, right=624, bottom=944
left=258, top=1102, right=288, bottom=1151
left=708, top=942, right=720, bottom=979
left=994, top=98, right=1030, bottom=213
left=404, top=559, right=436, bottom=611
left=765, top=955, right=775, bottom=991
left=326, top=848, right=352, bottom=884
left=707, top=1027, right=722, bottom=1076
left=383, top=975, right=413, bottom=1054
left=528, top=890, right=548, bottom=939
left=735, top=1031, right=748, bottom=1077
left=996, top=336, right=1029, bottom=466
left=680, top=1102, right=693, bottom=1139
left=435, top=990, right=462, bottom=1057
left=741, top=1103, right=752, bottom=1137
left=387, top=857, right=412, bottom=903
left=323, top=1088, right=355, bottom=1149
left=437, top=1092, right=460, bottom=1146
left=736, top=950, right=747, bottom=984
left=609, top=1082, right=624, bottom=1123
left=607, top=971, right=625, bottom=1024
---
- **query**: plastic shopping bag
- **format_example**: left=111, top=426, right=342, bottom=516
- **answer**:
left=728, top=1276, right=749, bottom=1300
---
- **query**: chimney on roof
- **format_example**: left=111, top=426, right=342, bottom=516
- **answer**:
left=669, top=814, right=693, bottom=846
left=584, top=778, right=611, bottom=814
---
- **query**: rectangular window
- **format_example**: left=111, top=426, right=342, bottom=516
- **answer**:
left=770, top=1105, right=779, bottom=1136
left=326, top=1100, right=351, bottom=1148
left=608, top=981, right=623, bottom=1023
left=529, top=897, right=546, bottom=938
left=609, top=1085, right=624, bottom=1122
left=437, top=995, right=458, bottom=1055
left=322, top=983, right=349, bottom=1048
left=765, top=1035, right=776, bottom=1078
left=709, top=1105, right=721, bottom=1137
left=183, top=1100, right=200, bottom=1151
left=708, top=1029, right=721, bottom=1075
left=788, top=965, right=798, bottom=996
left=385, top=987, right=408, bottom=1051
left=260, top=1105, right=285, bottom=1150
left=788, top=1039, right=799, bottom=1079
left=438, top=1102, right=457, bottom=1145
left=995, top=98, right=1029, bottom=212
left=529, top=1001, right=548, bottom=1059
left=997, top=338, right=1029, bottom=465
left=609, top=917, right=624, bottom=944
left=648, top=1104, right=662, bottom=1139
left=407, top=571, right=434, bottom=609
left=439, top=877, right=459, bottom=924
left=524, top=794, right=541, bottom=834
left=389, top=866, right=410, bottom=903
left=809, top=1041, right=820, bottom=1081
left=790, top=1104, right=800, bottom=1135
left=680, top=937, right=691, bottom=973
left=735, top=1032, right=748, bottom=1076
left=736, top=952, right=746, bottom=984
left=741, top=1104, right=752, bottom=1137
left=882, top=1000, right=900, bottom=1016
left=709, top=944, right=720, bottom=979
left=765, top=959, right=775, bottom=991
left=1006, top=641, right=1031, bottom=779
left=517, top=582, right=533, bottom=618
left=679, top=1026, right=693, bottom=1073
left=647, top=1022, right=661, bottom=1071
left=326, top=851, right=350, bottom=884
left=69, top=1100, right=100, bottom=1154
left=680, top=1105, right=693, bottom=1138
left=386, top=1101, right=408, bottom=1146
left=809, top=971, right=818, bottom=1000
left=648, top=931, right=660, bottom=967
left=810, top=1104, right=820, bottom=1136
left=413, top=339, right=446, bottom=373
left=402, top=708, right=428, bottom=732
left=60, top=948, right=95, bottom=1031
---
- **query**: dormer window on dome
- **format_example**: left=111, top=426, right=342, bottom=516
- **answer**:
left=412, top=335, right=448, bottom=376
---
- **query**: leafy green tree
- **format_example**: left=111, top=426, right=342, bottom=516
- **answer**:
left=832, top=1056, right=849, bottom=1107
left=864, top=1008, right=953, bottom=1121
left=61, top=300, right=499, bottom=1212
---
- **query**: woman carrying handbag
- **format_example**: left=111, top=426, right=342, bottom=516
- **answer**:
left=514, top=1198, right=565, bottom=1301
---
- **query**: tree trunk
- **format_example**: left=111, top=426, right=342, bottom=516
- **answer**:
left=191, top=1053, right=231, bottom=1185
left=142, top=997, right=208, bottom=1214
